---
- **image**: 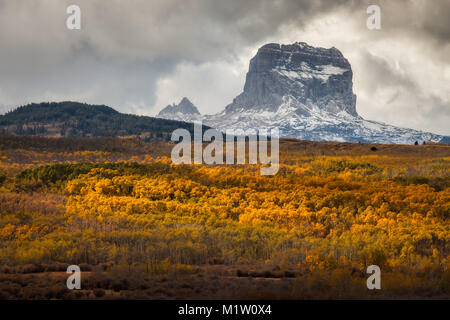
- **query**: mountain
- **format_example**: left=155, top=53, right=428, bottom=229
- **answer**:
left=0, top=101, right=202, bottom=140
left=158, top=42, right=448, bottom=144
left=157, top=97, right=201, bottom=123
left=221, top=42, right=357, bottom=117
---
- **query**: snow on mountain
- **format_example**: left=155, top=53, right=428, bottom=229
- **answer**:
left=157, top=97, right=201, bottom=123
left=157, top=42, right=448, bottom=144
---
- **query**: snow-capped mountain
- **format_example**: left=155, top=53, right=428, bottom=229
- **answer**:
left=157, top=42, right=448, bottom=144
left=157, top=97, right=201, bottom=123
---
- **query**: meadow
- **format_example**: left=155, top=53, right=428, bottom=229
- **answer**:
left=0, top=135, right=449, bottom=299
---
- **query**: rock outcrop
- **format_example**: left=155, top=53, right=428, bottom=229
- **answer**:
left=157, top=97, right=201, bottom=123
left=224, top=42, right=357, bottom=117
left=156, top=42, right=448, bottom=144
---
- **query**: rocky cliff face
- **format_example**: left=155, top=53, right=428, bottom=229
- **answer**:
left=157, top=42, right=448, bottom=144
left=157, top=97, right=201, bottom=122
left=224, top=42, right=357, bottom=117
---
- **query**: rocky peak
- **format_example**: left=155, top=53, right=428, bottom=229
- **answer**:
left=157, top=97, right=201, bottom=122
left=159, top=97, right=200, bottom=116
left=224, top=42, right=357, bottom=117
left=154, top=42, right=447, bottom=144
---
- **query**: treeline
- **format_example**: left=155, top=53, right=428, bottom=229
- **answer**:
left=0, top=135, right=171, bottom=154
left=0, top=101, right=206, bottom=139
left=6, top=162, right=174, bottom=192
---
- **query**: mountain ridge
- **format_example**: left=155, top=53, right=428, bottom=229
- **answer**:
left=0, top=101, right=203, bottom=140
left=157, top=42, right=448, bottom=144
left=157, top=97, right=201, bottom=123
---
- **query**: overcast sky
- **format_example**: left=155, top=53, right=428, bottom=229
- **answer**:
left=0, top=0, right=449, bottom=135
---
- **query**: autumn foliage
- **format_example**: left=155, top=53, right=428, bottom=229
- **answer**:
left=0, top=137, right=449, bottom=299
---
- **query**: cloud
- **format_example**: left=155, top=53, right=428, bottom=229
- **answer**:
left=0, top=0, right=448, bottom=134
left=273, top=0, right=450, bottom=135
left=0, top=0, right=342, bottom=109
left=150, top=59, right=248, bottom=116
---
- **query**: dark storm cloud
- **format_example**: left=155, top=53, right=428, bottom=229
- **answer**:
left=0, top=0, right=448, bottom=134
left=385, top=0, right=450, bottom=45
left=358, top=51, right=418, bottom=93
left=0, top=0, right=350, bottom=112
left=370, top=0, right=450, bottom=63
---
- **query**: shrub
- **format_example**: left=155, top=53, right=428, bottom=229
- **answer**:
left=93, top=288, right=106, bottom=298
left=78, top=263, right=92, bottom=272
left=236, top=269, right=248, bottom=277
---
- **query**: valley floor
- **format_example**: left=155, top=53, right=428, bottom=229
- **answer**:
left=0, top=135, right=449, bottom=299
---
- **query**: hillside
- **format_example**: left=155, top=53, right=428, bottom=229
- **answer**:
left=0, top=101, right=202, bottom=140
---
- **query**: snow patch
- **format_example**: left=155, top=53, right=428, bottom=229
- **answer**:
left=273, top=63, right=348, bottom=83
